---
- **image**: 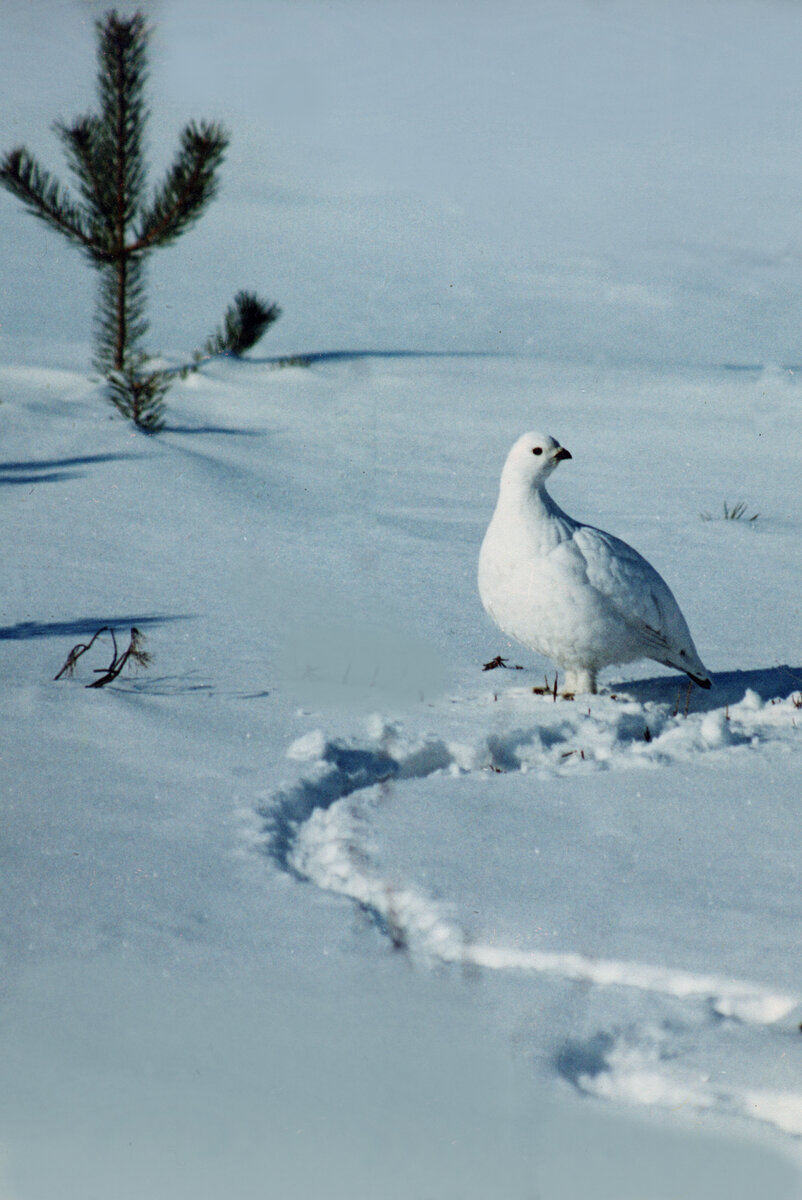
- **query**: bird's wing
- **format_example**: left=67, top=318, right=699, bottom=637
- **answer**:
left=570, top=524, right=685, bottom=654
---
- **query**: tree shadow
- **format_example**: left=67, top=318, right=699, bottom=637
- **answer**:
left=0, top=614, right=191, bottom=641
left=1, top=471, right=83, bottom=485
left=613, top=664, right=802, bottom=710
left=162, top=425, right=265, bottom=436
left=0, top=452, right=144, bottom=486
left=250, top=348, right=509, bottom=366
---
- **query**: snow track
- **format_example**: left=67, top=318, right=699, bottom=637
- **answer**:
left=559, top=1020, right=802, bottom=1138
left=259, top=678, right=802, bottom=1141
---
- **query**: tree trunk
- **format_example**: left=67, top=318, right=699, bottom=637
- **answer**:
left=113, top=31, right=128, bottom=372
left=114, top=255, right=126, bottom=371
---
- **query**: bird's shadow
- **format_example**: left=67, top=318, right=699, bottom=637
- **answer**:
left=612, top=665, right=802, bottom=711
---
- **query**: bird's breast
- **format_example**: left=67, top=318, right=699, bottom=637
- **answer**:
left=479, top=512, right=579, bottom=622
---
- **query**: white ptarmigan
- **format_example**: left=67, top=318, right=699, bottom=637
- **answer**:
left=478, top=432, right=711, bottom=694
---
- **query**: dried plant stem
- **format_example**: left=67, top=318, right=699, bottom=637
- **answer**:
left=55, top=625, right=151, bottom=688
left=54, top=625, right=113, bottom=679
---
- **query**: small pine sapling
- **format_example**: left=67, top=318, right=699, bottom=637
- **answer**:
left=0, top=10, right=280, bottom=430
left=1, top=12, right=224, bottom=378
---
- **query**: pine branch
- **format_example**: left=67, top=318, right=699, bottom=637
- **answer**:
left=203, top=291, right=281, bottom=357
left=0, top=147, right=94, bottom=251
left=133, top=121, right=228, bottom=251
left=96, top=11, right=149, bottom=230
left=54, top=115, right=117, bottom=244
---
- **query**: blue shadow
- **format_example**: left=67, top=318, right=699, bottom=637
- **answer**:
left=250, top=348, right=509, bottom=366
left=0, top=452, right=144, bottom=486
left=613, top=664, right=802, bottom=709
left=0, top=614, right=191, bottom=641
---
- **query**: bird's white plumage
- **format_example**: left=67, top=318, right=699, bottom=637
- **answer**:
left=478, top=432, right=711, bottom=694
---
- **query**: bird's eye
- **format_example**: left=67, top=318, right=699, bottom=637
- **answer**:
left=532, top=447, right=543, bottom=456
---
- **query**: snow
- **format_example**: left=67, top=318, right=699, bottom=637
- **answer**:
left=2, top=2, right=802, bottom=1198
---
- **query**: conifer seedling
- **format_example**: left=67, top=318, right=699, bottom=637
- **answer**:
left=0, top=9, right=280, bottom=432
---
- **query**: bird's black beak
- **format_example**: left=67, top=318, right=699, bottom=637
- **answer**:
left=554, top=446, right=572, bottom=462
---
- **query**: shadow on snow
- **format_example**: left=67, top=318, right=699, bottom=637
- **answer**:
left=251, top=348, right=509, bottom=366
left=0, top=614, right=191, bottom=641
left=0, top=452, right=145, bottom=485
left=161, top=425, right=265, bottom=436
left=613, top=664, right=802, bottom=710
left=261, top=664, right=801, bottom=881
left=263, top=745, right=399, bottom=875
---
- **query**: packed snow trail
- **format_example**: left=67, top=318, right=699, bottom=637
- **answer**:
left=259, top=680, right=802, bottom=1141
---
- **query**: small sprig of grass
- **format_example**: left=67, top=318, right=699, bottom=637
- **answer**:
left=531, top=673, right=574, bottom=701
left=701, top=500, right=759, bottom=522
left=671, top=680, right=695, bottom=717
left=482, top=655, right=523, bottom=671
left=55, top=625, right=151, bottom=687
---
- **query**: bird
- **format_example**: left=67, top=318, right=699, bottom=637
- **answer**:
left=478, top=432, right=711, bottom=695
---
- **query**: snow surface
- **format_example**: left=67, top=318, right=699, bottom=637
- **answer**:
left=2, top=2, right=802, bottom=1198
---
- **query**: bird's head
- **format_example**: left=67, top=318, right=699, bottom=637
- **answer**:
left=500, top=431, right=572, bottom=493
